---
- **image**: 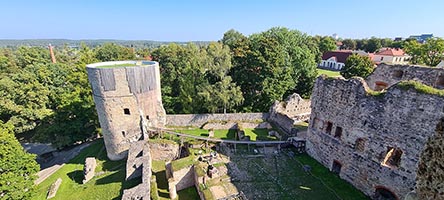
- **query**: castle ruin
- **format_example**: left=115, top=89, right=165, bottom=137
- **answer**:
left=307, top=64, right=444, bottom=199
left=87, top=61, right=166, bottom=160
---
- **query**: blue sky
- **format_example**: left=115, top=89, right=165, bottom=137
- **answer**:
left=1, top=0, right=443, bottom=41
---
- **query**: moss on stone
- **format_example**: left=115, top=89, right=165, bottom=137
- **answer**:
left=96, top=63, right=137, bottom=68
left=149, top=138, right=178, bottom=145
left=396, top=80, right=444, bottom=96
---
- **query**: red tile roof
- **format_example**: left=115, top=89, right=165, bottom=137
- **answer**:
left=322, top=51, right=353, bottom=63
left=376, top=48, right=405, bottom=56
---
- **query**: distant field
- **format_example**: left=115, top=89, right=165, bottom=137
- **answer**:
left=317, top=68, right=341, bottom=77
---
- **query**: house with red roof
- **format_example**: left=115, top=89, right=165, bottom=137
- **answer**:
left=319, top=50, right=353, bottom=70
left=372, top=48, right=409, bottom=64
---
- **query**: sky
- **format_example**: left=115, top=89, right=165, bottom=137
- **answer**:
left=1, top=0, right=443, bottom=41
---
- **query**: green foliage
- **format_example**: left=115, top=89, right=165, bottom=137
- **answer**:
left=319, top=36, right=337, bottom=53
left=364, top=37, right=382, bottom=53
left=404, top=38, right=444, bottom=66
left=340, top=54, right=375, bottom=79
left=152, top=42, right=243, bottom=114
left=227, top=27, right=318, bottom=112
left=94, top=43, right=135, bottom=61
left=0, top=44, right=98, bottom=148
left=0, top=121, right=39, bottom=200
left=396, top=80, right=444, bottom=96
left=340, top=39, right=357, bottom=50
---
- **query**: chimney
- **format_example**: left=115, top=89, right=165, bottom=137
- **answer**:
left=48, top=44, right=57, bottom=63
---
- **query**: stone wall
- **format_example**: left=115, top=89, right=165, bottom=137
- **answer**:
left=87, top=61, right=166, bottom=160
left=166, top=164, right=195, bottom=199
left=307, top=75, right=444, bottom=199
left=122, top=140, right=152, bottom=200
left=166, top=113, right=269, bottom=127
left=269, top=93, right=311, bottom=134
left=366, top=63, right=444, bottom=91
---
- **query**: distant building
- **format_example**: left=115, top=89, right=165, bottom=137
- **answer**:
left=394, top=37, right=403, bottom=41
left=372, top=48, right=409, bottom=64
left=319, top=50, right=353, bottom=70
left=408, top=34, right=433, bottom=43
left=319, top=50, right=373, bottom=71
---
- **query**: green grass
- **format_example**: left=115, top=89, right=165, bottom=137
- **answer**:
left=294, top=121, right=309, bottom=132
left=32, top=139, right=140, bottom=200
left=317, top=68, right=341, bottom=77
left=229, top=150, right=369, bottom=200
left=243, top=128, right=276, bottom=141
left=295, top=154, right=369, bottom=200
left=96, top=63, right=137, bottom=68
left=397, top=80, right=444, bottom=96
left=171, top=156, right=196, bottom=172
left=151, top=160, right=170, bottom=200
left=174, top=129, right=237, bottom=140
left=177, top=187, right=199, bottom=200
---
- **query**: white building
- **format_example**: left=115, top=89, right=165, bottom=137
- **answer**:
left=372, top=48, right=409, bottom=64
left=319, top=51, right=353, bottom=70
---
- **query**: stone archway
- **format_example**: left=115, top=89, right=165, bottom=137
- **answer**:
left=374, top=186, right=398, bottom=200
left=416, top=117, right=444, bottom=199
left=375, top=81, right=389, bottom=91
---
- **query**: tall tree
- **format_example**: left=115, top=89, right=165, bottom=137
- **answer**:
left=404, top=40, right=423, bottom=64
left=0, top=121, right=39, bottom=200
left=341, top=39, right=357, bottom=50
left=228, top=27, right=318, bottom=112
left=340, top=54, right=375, bottom=79
left=364, top=37, right=382, bottom=53
left=422, top=38, right=444, bottom=66
left=94, top=43, right=135, bottom=61
left=319, top=36, right=337, bottom=53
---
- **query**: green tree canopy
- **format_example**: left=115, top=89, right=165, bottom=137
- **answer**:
left=319, top=36, right=337, bottom=53
left=341, top=39, right=357, bottom=50
left=340, top=54, right=375, bottom=79
left=0, top=121, right=39, bottom=200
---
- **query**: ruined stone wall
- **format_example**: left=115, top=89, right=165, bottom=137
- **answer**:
left=166, top=113, right=269, bottom=127
left=366, top=63, right=444, bottom=91
left=269, top=93, right=311, bottom=134
left=122, top=140, right=152, bottom=200
left=307, top=76, right=444, bottom=199
left=148, top=140, right=179, bottom=161
left=87, top=61, right=166, bottom=160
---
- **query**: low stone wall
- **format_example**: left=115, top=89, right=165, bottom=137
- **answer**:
left=167, top=164, right=196, bottom=199
left=166, top=113, right=269, bottom=127
left=269, top=93, right=311, bottom=135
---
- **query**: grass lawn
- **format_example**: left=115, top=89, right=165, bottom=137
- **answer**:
left=174, top=129, right=237, bottom=140
left=243, top=128, right=276, bottom=141
left=174, top=128, right=276, bottom=141
left=317, top=68, right=341, bottom=77
left=151, top=160, right=170, bottom=200
left=32, top=139, right=140, bottom=200
left=229, top=150, right=369, bottom=200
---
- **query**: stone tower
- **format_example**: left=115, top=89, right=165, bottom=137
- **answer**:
left=87, top=61, right=166, bottom=160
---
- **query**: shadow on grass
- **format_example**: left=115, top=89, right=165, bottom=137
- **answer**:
left=67, top=169, right=84, bottom=184
left=154, top=170, right=170, bottom=198
left=223, top=129, right=236, bottom=140
left=200, top=133, right=209, bottom=137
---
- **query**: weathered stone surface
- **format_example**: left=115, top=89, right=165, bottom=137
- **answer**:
left=82, top=157, right=96, bottom=184
left=307, top=74, right=444, bottom=199
left=269, top=93, right=311, bottom=134
left=416, top=118, right=444, bottom=200
left=366, top=63, right=444, bottom=91
left=166, top=113, right=269, bottom=127
left=87, top=61, right=166, bottom=161
left=46, top=178, right=62, bottom=199
left=121, top=183, right=150, bottom=200
left=148, top=140, right=179, bottom=161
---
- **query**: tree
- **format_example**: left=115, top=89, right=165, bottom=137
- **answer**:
left=404, top=40, right=423, bottom=64
left=319, top=36, right=337, bottom=53
left=341, top=39, right=357, bottom=50
left=94, top=43, right=135, bottom=61
left=0, top=121, right=39, bottom=199
left=228, top=27, right=318, bottom=112
left=422, top=38, right=444, bottom=66
left=341, top=54, right=375, bottom=79
left=364, top=37, right=382, bottom=53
